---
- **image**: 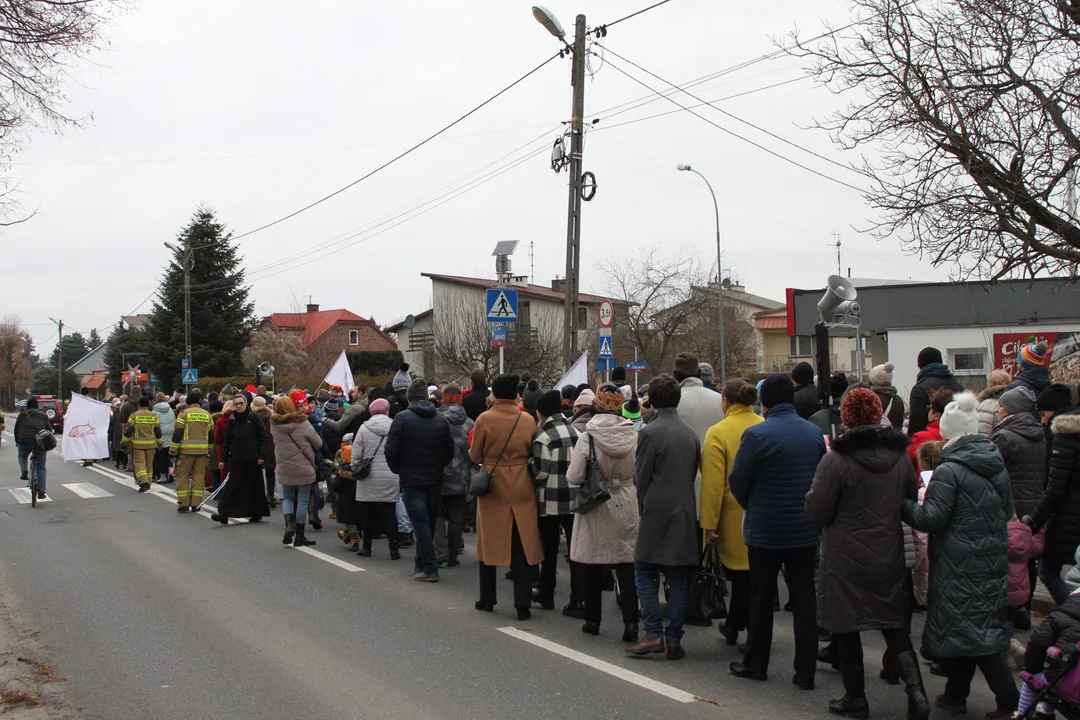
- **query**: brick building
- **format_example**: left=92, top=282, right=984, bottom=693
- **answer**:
left=259, top=304, right=396, bottom=367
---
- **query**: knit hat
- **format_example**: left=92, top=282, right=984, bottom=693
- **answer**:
left=840, top=387, right=883, bottom=428
left=621, top=397, right=642, bottom=420
left=406, top=378, right=429, bottom=404
left=139, top=396, right=150, bottom=407
left=574, top=389, right=595, bottom=409
left=491, top=374, right=520, bottom=400
left=1037, top=383, right=1074, bottom=413
left=869, top=362, right=894, bottom=387
left=1000, top=386, right=1036, bottom=414
left=536, top=390, right=563, bottom=419
left=441, top=384, right=462, bottom=404
left=427, top=384, right=437, bottom=397
left=760, top=374, right=796, bottom=408
left=917, top=347, right=943, bottom=368
left=791, top=361, right=814, bottom=386
left=699, top=363, right=715, bottom=385
left=1019, top=342, right=1049, bottom=370
left=252, top=396, right=267, bottom=410
left=289, top=389, right=308, bottom=409
left=369, top=398, right=390, bottom=415
left=392, top=363, right=412, bottom=391
left=611, top=366, right=626, bottom=384
left=245, top=384, right=258, bottom=394
left=595, top=384, right=625, bottom=414
left=829, top=372, right=849, bottom=400
left=323, top=398, right=341, bottom=413
left=342, top=433, right=355, bottom=445
left=939, top=391, right=979, bottom=440
left=673, top=352, right=700, bottom=380
left=561, top=384, right=577, bottom=401
left=522, top=381, right=544, bottom=411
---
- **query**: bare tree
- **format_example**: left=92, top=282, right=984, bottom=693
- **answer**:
left=0, top=314, right=35, bottom=407
left=683, top=300, right=759, bottom=379
left=791, top=0, right=1080, bottom=279
left=240, top=329, right=310, bottom=380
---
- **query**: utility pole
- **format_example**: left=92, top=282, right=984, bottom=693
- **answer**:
left=833, top=231, right=842, bottom=275
left=48, top=318, right=63, bottom=399
left=561, top=13, right=587, bottom=370
left=163, top=240, right=194, bottom=369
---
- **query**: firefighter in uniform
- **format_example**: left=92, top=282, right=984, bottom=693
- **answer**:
left=171, top=394, right=213, bottom=513
left=123, top=396, right=162, bottom=492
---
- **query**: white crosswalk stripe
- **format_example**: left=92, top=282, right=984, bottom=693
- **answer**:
left=62, top=482, right=114, bottom=499
left=9, top=488, right=52, bottom=504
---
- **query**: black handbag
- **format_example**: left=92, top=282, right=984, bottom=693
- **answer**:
left=469, top=414, right=521, bottom=497
left=685, top=541, right=728, bottom=625
left=29, top=413, right=56, bottom=452
left=570, top=438, right=611, bottom=514
left=354, top=435, right=384, bottom=481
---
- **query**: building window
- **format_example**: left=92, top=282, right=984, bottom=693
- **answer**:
left=789, top=335, right=814, bottom=357
left=578, top=305, right=588, bottom=327
left=409, top=331, right=434, bottom=352
left=348, top=329, right=359, bottom=346
left=519, top=300, right=531, bottom=327
left=950, top=349, right=986, bottom=375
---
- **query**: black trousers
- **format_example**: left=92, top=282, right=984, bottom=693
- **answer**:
left=359, top=501, right=398, bottom=548
left=479, top=521, right=532, bottom=609
left=942, top=654, right=1020, bottom=712
left=745, top=545, right=817, bottom=678
left=264, top=467, right=276, bottom=502
left=153, top=448, right=170, bottom=479
left=835, top=629, right=913, bottom=695
left=537, top=515, right=581, bottom=605
left=584, top=563, right=638, bottom=626
left=723, top=564, right=750, bottom=632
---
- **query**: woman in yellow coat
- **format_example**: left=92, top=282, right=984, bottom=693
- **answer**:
left=700, top=379, right=763, bottom=647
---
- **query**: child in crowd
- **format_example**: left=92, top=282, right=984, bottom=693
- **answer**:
left=1007, top=517, right=1045, bottom=668
left=912, top=441, right=943, bottom=608
left=1018, top=589, right=1080, bottom=718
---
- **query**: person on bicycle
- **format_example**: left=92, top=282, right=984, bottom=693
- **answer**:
left=14, top=397, right=51, bottom=499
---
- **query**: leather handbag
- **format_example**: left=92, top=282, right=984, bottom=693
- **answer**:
left=29, top=413, right=57, bottom=452
left=570, top=438, right=610, bottom=514
left=354, top=435, right=384, bottom=481
left=469, top=414, right=521, bottom=497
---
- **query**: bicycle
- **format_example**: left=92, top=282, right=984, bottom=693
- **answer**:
left=28, top=452, right=38, bottom=508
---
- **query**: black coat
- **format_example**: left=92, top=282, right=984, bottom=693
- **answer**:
left=872, top=385, right=906, bottom=431
left=1025, top=593, right=1080, bottom=673
left=1008, top=366, right=1051, bottom=396
left=222, top=409, right=268, bottom=464
left=387, top=390, right=410, bottom=419
left=810, top=405, right=845, bottom=440
left=908, top=369, right=963, bottom=436
left=991, top=412, right=1048, bottom=518
left=1031, top=411, right=1080, bottom=565
left=793, top=383, right=819, bottom=420
left=384, top=402, right=455, bottom=487
left=13, top=409, right=51, bottom=445
left=806, top=426, right=917, bottom=634
left=462, top=385, right=489, bottom=422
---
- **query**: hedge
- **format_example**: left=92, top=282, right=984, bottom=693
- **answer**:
left=345, top=350, right=404, bottom=376
left=188, top=374, right=395, bottom=396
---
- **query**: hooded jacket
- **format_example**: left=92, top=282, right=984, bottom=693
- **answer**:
left=977, top=385, right=1008, bottom=437
left=437, top=403, right=474, bottom=497
left=902, top=434, right=1013, bottom=658
left=1031, top=412, right=1080, bottom=565
left=1007, top=365, right=1051, bottom=396
left=908, top=363, right=963, bottom=436
left=1007, top=520, right=1045, bottom=608
left=270, top=411, right=322, bottom=486
left=223, top=408, right=268, bottom=465
left=1025, top=591, right=1080, bottom=674
left=991, top=411, right=1047, bottom=518
left=384, top=401, right=454, bottom=488
left=806, top=425, right=917, bottom=634
left=351, top=414, right=398, bottom=503
left=567, top=413, right=639, bottom=565
left=152, top=402, right=176, bottom=448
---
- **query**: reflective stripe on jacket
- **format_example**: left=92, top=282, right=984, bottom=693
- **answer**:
left=172, top=409, right=213, bottom=455
left=125, top=409, right=162, bottom=448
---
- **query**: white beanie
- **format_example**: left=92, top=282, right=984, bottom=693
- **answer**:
left=939, top=391, right=979, bottom=440
left=869, top=362, right=894, bottom=387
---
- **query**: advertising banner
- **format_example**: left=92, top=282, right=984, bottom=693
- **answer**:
left=992, top=331, right=1080, bottom=384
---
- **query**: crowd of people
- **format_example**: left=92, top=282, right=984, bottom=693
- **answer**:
left=16, top=340, right=1080, bottom=720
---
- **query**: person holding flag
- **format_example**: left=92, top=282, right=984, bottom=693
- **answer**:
left=171, top=393, right=214, bottom=513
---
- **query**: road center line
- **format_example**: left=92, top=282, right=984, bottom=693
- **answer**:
left=495, top=627, right=696, bottom=703
left=290, top=546, right=365, bottom=572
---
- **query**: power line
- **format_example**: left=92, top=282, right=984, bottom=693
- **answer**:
left=229, top=51, right=561, bottom=242
left=602, top=0, right=675, bottom=29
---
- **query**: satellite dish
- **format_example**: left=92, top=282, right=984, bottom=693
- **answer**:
left=721, top=277, right=732, bottom=289
left=403, top=314, right=416, bottom=329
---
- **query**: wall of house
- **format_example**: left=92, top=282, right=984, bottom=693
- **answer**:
left=309, top=324, right=396, bottom=372
left=395, top=314, right=435, bottom=379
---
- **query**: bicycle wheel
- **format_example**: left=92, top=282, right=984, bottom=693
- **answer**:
left=29, top=460, right=36, bottom=508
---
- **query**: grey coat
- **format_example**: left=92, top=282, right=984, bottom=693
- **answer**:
left=351, top=414, right=399, bottom=503
left=270, top=412, right=323, bottom=487
left=634, top=408, right=700, bottom=567
left=990, top=411, right=1048, bottom=518
left=438, top=403, right=474, bottom=497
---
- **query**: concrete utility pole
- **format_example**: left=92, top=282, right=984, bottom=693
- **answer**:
left=164, top=240, right=194, bottom=367
left=561, top=13, right=587, bottom=370
left=48, top=318, right=63, bottom=399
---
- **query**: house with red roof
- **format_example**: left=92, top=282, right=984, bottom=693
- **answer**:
left=258, top=303, right=397, bottom=365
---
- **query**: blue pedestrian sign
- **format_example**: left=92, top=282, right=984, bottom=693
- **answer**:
left=490, top=324, right=507, bottom=347
left=486, top=288, right=518, bottom=323
left=596, top=358, right=616, bottom=373
left=182, top=368, right=199, bottom=385
left=598, top=336, right=613, bottom=358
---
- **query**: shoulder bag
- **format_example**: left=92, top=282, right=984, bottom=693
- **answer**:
left=354, top=435, right=385, bottom=481
left=29, top=413, right=57, bottom=452
left=570, top=437, right=611, bottom=514
left=469, top=413, right=521, bottom=497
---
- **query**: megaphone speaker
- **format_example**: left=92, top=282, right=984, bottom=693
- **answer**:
left=817, top=275, right=858, bottom=316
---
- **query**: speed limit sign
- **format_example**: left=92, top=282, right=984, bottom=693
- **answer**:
left=598, top=299, right=614, bottom=328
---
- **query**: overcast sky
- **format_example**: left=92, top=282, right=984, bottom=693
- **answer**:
left=4, top=0, right=951, bottom=358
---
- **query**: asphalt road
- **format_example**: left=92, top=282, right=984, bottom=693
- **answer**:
left=0, top=427, right=1009, bottom=720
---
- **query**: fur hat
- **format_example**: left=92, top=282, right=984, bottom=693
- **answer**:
left=369, top=398, right=390, bottom=415
left=939, top=391, right=980, bottom=440
left=251, top=396, right=267, bottom=410
left=698, top=363, right=715, bottom=385
left=594, top=383, right=625, bottom=414
left=392, top=363, right=412, bottom=391
left=574, top=389, right=595, bottom=409
left=791, top=361, right=814, bottom=386
left=869, top=362, right=894, bottom=387
left=917, top=347, right=943, bottom=368
left=673, top=352, right=700, bottom=380
left=491, top=374, right=520, bottom=401
left=1038, top=383, right=1074, bottom=413
left=999, top=386, right=1036, bottom=415
left=536, top=390, right=563, bottom=419
left=406, top=378, right=429, bottom=404
left=1019, top=342, right=1048, bottom=370
left=840, top=387, right=883, bottom=428
left=441, top=384, right=462, bottom=404
left=759, top=374, right=795, bottom=408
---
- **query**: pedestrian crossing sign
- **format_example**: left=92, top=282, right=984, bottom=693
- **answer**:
left=599, top=337, right=613, bottom=358
left=182, top=368, right=198, bottom=385
left=486, top=288, right=518, bottom=323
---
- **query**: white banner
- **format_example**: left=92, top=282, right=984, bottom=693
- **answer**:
left=323, top=350, right=356, bottom=394
left=61, top=393, right=112, bottom=462
left=554, top=351, right=589, bottom=391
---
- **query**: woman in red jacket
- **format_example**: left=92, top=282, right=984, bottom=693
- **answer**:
left=907, top=388, right=954, bottom=468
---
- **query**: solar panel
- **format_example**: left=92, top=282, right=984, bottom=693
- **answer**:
left=492, top=240, right=519, bottom=256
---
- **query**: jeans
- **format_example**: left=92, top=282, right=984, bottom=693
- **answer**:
left=17, top=444, right=47, bottom=493
left=745, top=545, right=817, bottom=678
left=282, top=483, right=312, bottom=525
left=401, top=485, right=441, bottom=576
left=396, top=497, right=413, bottom=533
left=1040, top=559, right=1070, bottom=606
left=636, top=563, right=689, bottom=645
left=942, top=654, right=1019, bottom=712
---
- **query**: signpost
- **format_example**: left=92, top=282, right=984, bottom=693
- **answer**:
left=486, top=287, right=518, bottom=374
left=182, top=368, right=199, bottom=386
left=598, top=336, right=613, bottom=359
left=626, top=361, right=648, bottom=372
left=490, top=324, right=507, bottom=348
left=595, top=357, right=615, bottom=374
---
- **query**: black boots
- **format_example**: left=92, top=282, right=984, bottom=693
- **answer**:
left=829, top=660, right=869, bottom=719
left=388, top=536, right=401, bottom=561
left=282, top=514, right=296, bottom=545
left=622, top=623, right=639, bottom=643
left=309, top=511, right=322, bottom=531
left=293, top=523, right=316, bottom=547
left=895, top=650, right=931, bottom=720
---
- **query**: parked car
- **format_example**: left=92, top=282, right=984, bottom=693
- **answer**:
left=31, top=396, right=63, bottom=432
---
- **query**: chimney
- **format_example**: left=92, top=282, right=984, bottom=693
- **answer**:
left=306, top=303, right=320, bottom=313
left=551, top=278, right=566, bottom=293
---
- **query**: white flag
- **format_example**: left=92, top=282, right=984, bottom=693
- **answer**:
left=61, top=393, right=112, bottom=462
left=323, top=350, right=356, bottom=394
left=554, top=351, right=589, bottom=391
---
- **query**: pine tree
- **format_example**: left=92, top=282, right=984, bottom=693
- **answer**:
left=51, top=332, right=89, bottom=368
left=88, top=328, right=103, bottom=348
left=145, top=207, right=257, bottom=390
left=104, top=322, right=149, bottom=395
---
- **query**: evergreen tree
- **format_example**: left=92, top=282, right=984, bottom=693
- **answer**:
left=51, top=332, right=89, bottom=368
left=88, top=328, right=103, bottom=348
left=104, top=322, right=150, bottom=395
left=145, top=207, right=257, bottom=391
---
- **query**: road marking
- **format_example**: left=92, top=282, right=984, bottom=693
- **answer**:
left=8, top=488, right=52, bottom=504
left=290, top=546, right=364, bottom=572
left=495, top=627, right=696, bottom=703
left=62, top=482, right=114, bottom=499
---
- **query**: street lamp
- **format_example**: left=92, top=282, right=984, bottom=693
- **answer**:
left=677, top=163, right=726, bottom=386
left=532, top=5, right=567, bottom=40
left=164, top=241, right=194, bottom=370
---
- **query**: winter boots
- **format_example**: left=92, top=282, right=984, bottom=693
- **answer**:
left=895, top=650, right=931, bottom=720
left=282, top=514, right=296, bottom=545
left=293, top=523, right=316, bottom=547
left=829, top=660, right=869, bottom=719
left=389, top=535, right=401, bottom=560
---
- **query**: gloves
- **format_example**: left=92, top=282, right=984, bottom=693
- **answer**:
left=1021, top=515, right=1035, bottom=528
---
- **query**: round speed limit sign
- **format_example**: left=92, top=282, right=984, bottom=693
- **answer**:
left=598, top=299, right=614, bottom=328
